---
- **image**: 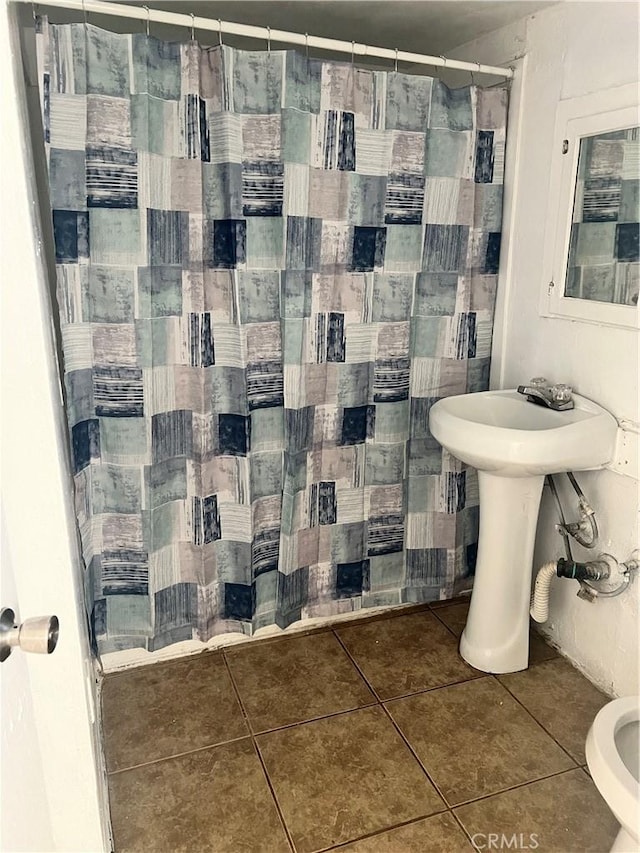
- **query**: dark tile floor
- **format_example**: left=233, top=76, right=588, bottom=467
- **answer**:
left=102, top=599, right=618, bottom=853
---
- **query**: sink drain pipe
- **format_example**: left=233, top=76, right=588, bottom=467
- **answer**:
left=529, top=554, right=640, bottom=622
left=529, top=563, right=557, bottom=623
left=531, top=473, right=640, bottom=622
left=530, top=558, right=612, bottom=623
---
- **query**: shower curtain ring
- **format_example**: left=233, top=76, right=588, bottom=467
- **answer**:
left=394, top=47, right=398, bottom=73
left=81, top=0, right=87, bottom=25
left=31, top=2, right=37, bottom=22
left=304, top=32, right=309, bottom=61
left=142, top=5, right=150, bottom=36
left=190, top=12, right=195, bottom=41
left=217, top=18, right=223, bottom=46
left=266, top=25, right=271, bottom=53
left=440, top=54, right=447, bottom=68
left=351, top=40, right=355, bottom=65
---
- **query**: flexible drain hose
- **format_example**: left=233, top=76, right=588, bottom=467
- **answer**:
left=530, top=562, right=557, bottom=623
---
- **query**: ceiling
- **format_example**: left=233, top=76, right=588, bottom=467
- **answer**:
left=105, top=1, right=556, bottom=55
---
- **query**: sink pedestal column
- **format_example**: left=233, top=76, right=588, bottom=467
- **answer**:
left=460, top=471, right=546, bottom=674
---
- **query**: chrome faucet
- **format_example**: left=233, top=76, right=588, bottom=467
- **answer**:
left=517, top=377, right=574, bottom=411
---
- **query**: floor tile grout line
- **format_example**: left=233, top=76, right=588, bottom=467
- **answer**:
left=326, top=645, right=580, bottom=816
left=331, top=630, right=384, bottom=703
left=106, top=732, right=253, bottom=775
left=330, top=626, right=484, bottom=704
left=430, top=606, right=463, bottom=639
left=223, top=623, right=479, bottom=738
left=221, top=649, right=254, bottom=732
left=331, top=627, right=501, bottom=806
left=224, top=634, right=382, bottom=735
left=331, top=629, right=453, bottom=811
left=242, top=694, right=448, bottom=853
left=105, top=659, right=382, bottom=775
left=238, top=676, right=580, bottom=808
left=328, top=630, right=382, bottom=702
left=378, top=700, right=453, bottom=809
left=450, top=807, right=480, bottom=850
left=451, top=764, right=585, bottom=809
left=251, top=701, right=381, bottom=737
left=399, top=767, right=589, bottom=834
left=312, top=808, right=453, bottom=852
left=245, top=671, right=489, bottom=738
left=495, top=676, right=582, bottom=766
left=221, top=652, right=297, bottom=852
left=252, top=738, right=297, bottom=853
left=381, top=671, right=486, bottom=704
left=522, top=655, right=560, bottom=669
left=427, top=596, right=472, bottom=611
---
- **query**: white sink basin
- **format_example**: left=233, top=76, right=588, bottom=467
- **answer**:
left=427, top=388, right=618, bottom=675
left=429, top=389, right=618, bottom=477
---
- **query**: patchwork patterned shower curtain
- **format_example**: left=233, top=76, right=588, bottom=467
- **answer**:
left=36, top=18, right=508, bottom=655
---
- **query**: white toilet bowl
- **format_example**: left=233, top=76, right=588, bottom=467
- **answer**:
left=586, top=696, right=640, bottom=853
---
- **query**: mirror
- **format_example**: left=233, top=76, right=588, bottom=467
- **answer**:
left=565, top=126, right=639, bottom=306
left=542, top=84, right=639, bottom=329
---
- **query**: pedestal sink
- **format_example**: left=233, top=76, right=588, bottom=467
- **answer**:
left=428, top=389, right=618, bottom=674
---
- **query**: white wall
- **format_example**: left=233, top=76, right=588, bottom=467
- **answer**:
left=450, top=1, right=639, bottom=697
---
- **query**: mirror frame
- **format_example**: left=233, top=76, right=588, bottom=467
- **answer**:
left=541, top=82, right=639, bottom=330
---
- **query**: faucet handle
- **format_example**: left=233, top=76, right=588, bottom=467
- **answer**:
left=529, top=376, right=549, bottom=388
left=551, top=383, right=572, bottom=403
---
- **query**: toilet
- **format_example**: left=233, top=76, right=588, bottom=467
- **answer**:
left=586, top=696, right=640, bottom=853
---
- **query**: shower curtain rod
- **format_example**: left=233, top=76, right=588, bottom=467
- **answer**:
left=17, top=0, right=514, bottom=78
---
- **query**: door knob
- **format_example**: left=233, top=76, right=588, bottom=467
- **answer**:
left=0, top=607, right=59, bottom=662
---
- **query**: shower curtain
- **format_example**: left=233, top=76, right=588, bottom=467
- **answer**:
left=36, top=18, right=508, bottom=655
